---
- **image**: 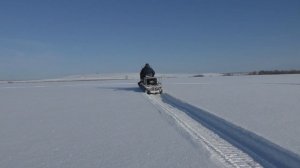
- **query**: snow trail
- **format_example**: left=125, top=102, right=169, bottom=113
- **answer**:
left=146, top=93, right=300, bottom=168
left=146, top=94, right=262, bottom=168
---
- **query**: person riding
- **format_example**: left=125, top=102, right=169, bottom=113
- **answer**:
left=140, top=63, right=155, bottom=81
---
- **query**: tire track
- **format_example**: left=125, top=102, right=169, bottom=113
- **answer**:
left=145, top=94, right=262, bottom=168
left=159, top=93, right=300, bottom=168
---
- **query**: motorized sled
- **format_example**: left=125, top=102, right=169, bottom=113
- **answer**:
left=138, top=76, right=163, bottom=94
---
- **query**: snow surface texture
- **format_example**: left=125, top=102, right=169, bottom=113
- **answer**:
left=1, top=74, right=300, bottom=168
left=163, top=74, right=300, bottom=167
left=157, top=93, right=300, bottom=167
left=0, top=80, right=221, bottom=168
left=163, top=75, right=300, bottom=154
left=146, top=94, right=263, bottom=168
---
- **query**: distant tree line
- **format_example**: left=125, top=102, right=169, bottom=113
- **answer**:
left=248, top=70, right=300, bottom=75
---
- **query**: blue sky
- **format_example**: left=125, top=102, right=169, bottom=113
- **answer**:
left=0, top=0, right=299, bottom=80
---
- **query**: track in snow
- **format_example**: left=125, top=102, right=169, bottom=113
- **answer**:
left=145, top=93, right=300, bottom=168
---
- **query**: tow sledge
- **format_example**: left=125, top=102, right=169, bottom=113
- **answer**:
left=138, top=76, right=163, bottom=94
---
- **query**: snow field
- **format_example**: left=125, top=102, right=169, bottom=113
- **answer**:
left=146, top=94, right=262, bottom=168
left=0, top=80, right=220, bottom=168
left=162, top=74, right=300, bottom=167
left=1, top=74, right=300, bottom=168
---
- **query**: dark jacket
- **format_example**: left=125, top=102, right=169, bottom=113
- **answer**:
left=140, top=64, right=155, bottom=80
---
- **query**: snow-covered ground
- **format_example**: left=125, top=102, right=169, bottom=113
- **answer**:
left=163, top=75, right=300, bottom=156
left=0, top=80, right=221, bottom=168
left=1, top=74, right=300, bottom=167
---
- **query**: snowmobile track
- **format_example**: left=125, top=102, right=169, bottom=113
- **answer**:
left=145, top=93, right=300, bottom=168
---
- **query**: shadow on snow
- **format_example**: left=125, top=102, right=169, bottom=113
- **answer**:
left=99, top=86, right=144, bottom=93
left=161, top=93, right=300, bottom=168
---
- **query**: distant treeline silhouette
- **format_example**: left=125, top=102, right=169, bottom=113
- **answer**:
left=248, top=70, right=300, bottom=75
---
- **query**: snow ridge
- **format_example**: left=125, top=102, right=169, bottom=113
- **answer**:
left=157, top=93, right=300, bottom=168
left=146, top=94, right=262, bottom=168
